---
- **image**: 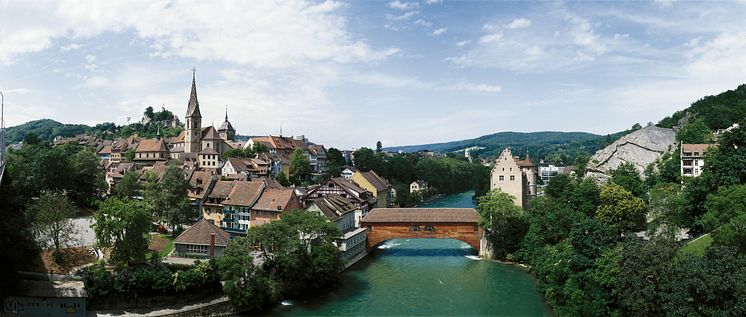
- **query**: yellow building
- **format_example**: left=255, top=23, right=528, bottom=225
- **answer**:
left=351, top=170, right=392, bottom=208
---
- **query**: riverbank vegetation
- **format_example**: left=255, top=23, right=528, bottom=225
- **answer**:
left=478, top=121, right=746, bottom=316
left=340, top=147, right=490, bottom=207
left=217, top=210, right=343, bottom=312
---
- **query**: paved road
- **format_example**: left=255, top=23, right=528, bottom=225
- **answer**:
left=71, top=217, right=96, bottom=247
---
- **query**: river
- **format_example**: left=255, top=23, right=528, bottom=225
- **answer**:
left=256, top=191, right=552, bottom=316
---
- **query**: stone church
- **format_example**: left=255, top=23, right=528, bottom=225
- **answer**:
left=490, top=148, right=537, bottom=209
left=170, top=72, right=236, bottom=160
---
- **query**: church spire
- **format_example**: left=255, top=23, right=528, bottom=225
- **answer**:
left=186, top=68, right=201, bottom=118
left=225, top=105, right=228, bottom=122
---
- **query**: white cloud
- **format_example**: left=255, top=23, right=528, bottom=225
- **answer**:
left=454, top=83, right=502, bottom=93
left=506, top=18, right=531, bottom=29
left=388, top=1, right=420, bottom=11
left=424, top=0, right=442, bottom=4
left=455, top=40, right=472, bottom=47
left=478, top=33, right=503, bottom=44
left=431, top=27, right=448, bottom=36
left=60, top=43, right=83, bottom=52
left=415, top=19, right=432, bottom=27
left=0, top=1, right=393, bottom=68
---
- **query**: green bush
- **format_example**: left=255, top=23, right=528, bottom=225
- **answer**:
left=83, top=260, right=220, bottom=298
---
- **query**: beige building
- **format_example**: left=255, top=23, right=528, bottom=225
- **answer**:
left=681, top=143, right=713, bottom=177
left=490, top=148, right=537, bottom=209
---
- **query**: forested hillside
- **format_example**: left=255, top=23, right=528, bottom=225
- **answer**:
left=5, top=119, right=90, bottom=144
left=658, top=84, right=746, bottom=130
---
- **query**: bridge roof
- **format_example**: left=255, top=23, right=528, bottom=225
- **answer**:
left=362, top=208, right=479, bottom=224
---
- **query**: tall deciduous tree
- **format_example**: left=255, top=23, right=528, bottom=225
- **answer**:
left=94, top=198, right=152, bottom=266
left=218, top=237, right=281, bottom=311
left=596, top=183, right=646, bottom=234
left=477, top=189, right=527, bottom=260
left=113, top=172, right=141, bottom=199
left=144, top=163, right=191, bottom=235
left=289, top=148, right=311, bottom=185
left=610, top=162, right=646, bottom=199
left=352, top=147, right=377, bottom=172
left=29, top=192, right=79, bottom=260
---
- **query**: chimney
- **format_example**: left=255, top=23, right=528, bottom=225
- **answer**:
left=210, top=233, right=216, bottom=257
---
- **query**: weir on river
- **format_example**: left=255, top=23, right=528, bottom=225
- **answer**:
left=256, top=191, right=552, bottom=316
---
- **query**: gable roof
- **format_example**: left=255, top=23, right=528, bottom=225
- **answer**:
left=97, top=145, right=112, bottom=155
left=254, top=188, right=296, bottom=211
left=209, top=180, right=236, bottom=199
left=136, top=138, right=169, bottom=153
left=311, top=194, right=357, bottom=221
left=174, top=219, right=229, bottom=246
left=682, top=143, right=713, bottom=154
left=188, top=170, right=214, bottom=200
left=202, top=126, right=221, bottom=140
left=223, top=180, right=265, bottom=206
left=358, top=170, right=390, bottom=192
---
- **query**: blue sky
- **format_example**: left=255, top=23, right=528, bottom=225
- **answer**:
left=1, top=0, right=746, bottom=149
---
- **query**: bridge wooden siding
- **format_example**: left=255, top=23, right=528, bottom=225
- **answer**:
left=360, top=208, right=482, bottom=251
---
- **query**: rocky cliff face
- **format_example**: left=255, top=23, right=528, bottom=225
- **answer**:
left=586, top=126, right=676, bottom=183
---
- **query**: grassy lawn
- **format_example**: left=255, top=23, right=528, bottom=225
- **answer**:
left=679, top=233, right=713, bottom=257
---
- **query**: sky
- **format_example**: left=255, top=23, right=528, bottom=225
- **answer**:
left=1, top=0, right=746, bottom=149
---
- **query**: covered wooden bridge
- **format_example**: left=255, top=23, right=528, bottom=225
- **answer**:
left=360, top=208, right=483, bottom=251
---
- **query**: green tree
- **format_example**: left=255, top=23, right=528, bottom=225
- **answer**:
left=352, top=147, right=378, bottom=172
left=545, top=173, right=574, bottom=201
left=28, top=192, right=78, bottom=261
left=245, top=210, right=342, bottom=298
left=647, top=183, right=686, bottom=238
left=596, top=183, right=646, bottom=234
left=615, top=238, right=679, bottom=317
left=476, top=189, right=527, bottom=260
left=23, top=132, right=41, bottom=145
left=326, top=148, right=345, bottom=167
left=275, top=171, right=291, bottom=187
left=144, top=106, right=155, bottom=120
left=610, top=162, right=646, bottom=199
left=94, top=198, right=152, bottom=266
left=69, top=147, right=105, bottom=206
left=144, top=163, right=191, bottom=235
left=676, top=118, right=712, bottom=144
left=218, top=237, right=281, bottom=311
left=289, top=148, right=311, bottom=185
left=252, top=142, right=269, bottom=154
left=569, top=178, right=601, bottom=217
left=113, top=172, right=141, bottom=199
left=124, top=148, right=136, bottom=161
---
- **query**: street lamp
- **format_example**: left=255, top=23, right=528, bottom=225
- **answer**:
left=0, top=89, right=4, bottom=162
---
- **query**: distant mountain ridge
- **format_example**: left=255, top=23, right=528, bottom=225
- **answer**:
left=384, top=131, right=619, bottom=161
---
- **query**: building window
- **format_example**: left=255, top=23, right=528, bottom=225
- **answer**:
left=510, top=175, right=515, bottom=181
left=499, top=175, right=504, bottom=181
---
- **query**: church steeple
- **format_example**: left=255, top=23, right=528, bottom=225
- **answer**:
left=184, top=68, right=203, bottom=154
left=186, top=68, right=201, bottom=118
left=218, top=104, right=236, bottom=142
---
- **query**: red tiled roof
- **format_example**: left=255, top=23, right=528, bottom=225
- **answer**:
left=254, top=188, right=296, bottom=211
left=682, top=144, right=713, bottom=153
left=223, top=180, right=265, bottom=206
left=174, top=218, right=230, bottom=247
left=136, top=138, right=169, bottom=153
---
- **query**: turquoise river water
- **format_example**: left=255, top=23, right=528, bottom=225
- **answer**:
left=255, top=191, right=553, bottom=316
